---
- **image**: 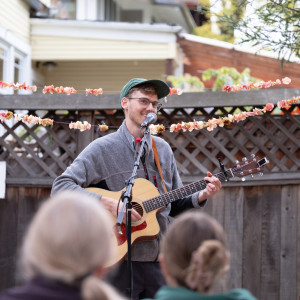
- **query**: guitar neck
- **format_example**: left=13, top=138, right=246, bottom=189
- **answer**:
left=143, top=169, right=234, bottom=213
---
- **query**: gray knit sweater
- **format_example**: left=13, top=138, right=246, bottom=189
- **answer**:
left=51, top=121, right=204, bottom=261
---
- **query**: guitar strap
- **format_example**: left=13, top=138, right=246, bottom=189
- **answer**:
left=151, top=137, right=168, bottom=193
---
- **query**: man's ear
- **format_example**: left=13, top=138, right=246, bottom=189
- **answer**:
left=121, top=97, right=129, bottom=110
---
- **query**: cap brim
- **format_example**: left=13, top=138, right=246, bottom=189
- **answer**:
left=135, top=79, right=170, bottom=100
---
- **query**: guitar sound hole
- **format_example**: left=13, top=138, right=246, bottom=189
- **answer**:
left=132, top=202, right=144, bottom=218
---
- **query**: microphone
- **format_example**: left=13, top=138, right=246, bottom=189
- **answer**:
left=141, top=113, right=157, bottom=127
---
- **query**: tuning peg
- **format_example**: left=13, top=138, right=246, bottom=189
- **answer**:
left=242, top=157, right=248, bottom=162
left=251, top=174, right=254, bottom=178
left=251, top=153, right=255, bottom=158
left=259, top=172, right=263, bottom=176
left=235, top=160, right=239, bottom=164
left=241, top=177, right=246, bottom=181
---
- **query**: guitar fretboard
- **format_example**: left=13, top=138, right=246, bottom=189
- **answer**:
left=143, top=169, right=234, bottom=213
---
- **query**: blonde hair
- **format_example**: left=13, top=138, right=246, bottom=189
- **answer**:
left=161, top=211, right=228, bottom=293
left=21, top=191, right=125, bottom=300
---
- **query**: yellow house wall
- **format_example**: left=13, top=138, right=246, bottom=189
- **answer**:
left=0, top=0, right=30, bottom=44
left=31, top=36, right=177, bottom=60
left=38, top=60, right=166, bottom=93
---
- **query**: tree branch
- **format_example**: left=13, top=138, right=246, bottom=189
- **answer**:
left=269, top=0, right=300, bottom=13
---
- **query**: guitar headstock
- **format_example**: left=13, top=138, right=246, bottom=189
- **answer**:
left=232, top=155, right=269, bottom=179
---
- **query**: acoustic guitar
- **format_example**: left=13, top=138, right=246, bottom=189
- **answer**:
left=87, top=155, right=268, bottom=267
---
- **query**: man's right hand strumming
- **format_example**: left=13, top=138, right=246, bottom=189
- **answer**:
left=100, top=196, right=142, bottom=223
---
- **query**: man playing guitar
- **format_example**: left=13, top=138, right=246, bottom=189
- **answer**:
left=51, top=78, right=221, bottom=299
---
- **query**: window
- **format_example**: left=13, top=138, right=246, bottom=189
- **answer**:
left=0, top=46, right=5, bottom=81
left=120, top=9, right=143, bottom=22
left=0, top=42, right=8, bottom=95
left=14, top=57, right=20, bottom=84
left=95, top=0, right=117, bottom=21
left=0, top=41, right=30, bottom=95
left=49, top=0, right=76, bottom=19
left=104, top=0, right=116, bottom=21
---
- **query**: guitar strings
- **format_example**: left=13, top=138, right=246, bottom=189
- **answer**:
left=143, top=170, right=232, bottom=212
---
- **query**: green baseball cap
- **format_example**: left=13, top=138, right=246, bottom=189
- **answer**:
left=120, top=78, right=170, bottom=103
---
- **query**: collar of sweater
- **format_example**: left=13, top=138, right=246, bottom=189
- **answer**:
left=118, top=120, right=152, bottom=156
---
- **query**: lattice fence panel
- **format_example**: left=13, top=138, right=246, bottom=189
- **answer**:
left=0, top=110, right=78, bottom=183
left=160, top=106, right=300, bottom=178
left=1, top=105, right=299, bottom=184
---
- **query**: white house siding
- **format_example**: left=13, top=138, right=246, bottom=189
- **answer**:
left=40, top=60, right=166, bottom=93
left=0, top=0, right=30, bottom=44
left=31, top=36, right=177, bottom=61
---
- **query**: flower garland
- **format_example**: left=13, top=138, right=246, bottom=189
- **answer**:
left=86, top=88, right=103, bottom=96
left=165, top=103, right=275, bottom=133
left=1, top=95, right=299, bottom=133
left=277, top=96, right=300, bottom=109
left=0, top=81, right=103, bottom=96
left=0, top=77, right=298, bottom=133
left=1, top=111, right=110, bottom=132
left=0, top=85, right=182, bottom=131
left=42, top=85, right=77, bottom=95
left=223, top=77, right=291, bottom=93
left=150, top=77, right=299, bottom=134
left=0, top=81, right=37, bottom=92
left=69, top=121, right=91, bottom=131
left=0, top=111, right=14, bottom=122
left=68, top=121, right=109, bottom=131
left=0, top=82, right=183, bottom=97
left=14, top=114, right=54, bottom=126
left=148, top=124, right=166, bottom=135
left=169, top=87, right=183, bottom=95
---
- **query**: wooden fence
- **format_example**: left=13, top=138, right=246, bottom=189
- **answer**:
left=0, top=88, right=300, bottom=299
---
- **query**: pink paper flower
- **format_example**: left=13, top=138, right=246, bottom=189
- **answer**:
left=265, top=103, right=275, bottom=111
left=282, top=77, right=291, bottom=85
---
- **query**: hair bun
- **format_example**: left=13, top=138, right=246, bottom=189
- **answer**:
left=184, top=240, right=227, bottom=292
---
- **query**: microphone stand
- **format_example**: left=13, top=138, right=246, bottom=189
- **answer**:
left=116, top=125, right=151, bottom=299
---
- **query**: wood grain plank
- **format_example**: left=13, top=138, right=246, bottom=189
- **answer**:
left=260, top=185, right=281, bottom=300
left=211, top=187, right=225, bottom=228
left=1, top=89, right=300, bottom=110
left=209, top=187, right=226, bottom=293
left=242, top=186, right=262, bottom=299
left=280, top=185, right=297, bottom=300
left=0, top=187, right=19, bottom=290
left=16, top=187, right=39, bottom=250
left=224, top=186, right=244, bottom=290
left=297, top=185, right=300, bottom=300
left=76, top=111, right=95, bottom=155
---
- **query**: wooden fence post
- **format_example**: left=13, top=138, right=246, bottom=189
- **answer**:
left=76, top=110, right=94, bottom=155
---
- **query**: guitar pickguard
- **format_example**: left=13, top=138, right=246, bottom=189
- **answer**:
left=114, top=221, right=147, bottom=246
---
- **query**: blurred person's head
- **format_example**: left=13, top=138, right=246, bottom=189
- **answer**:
left=160, top=211, right=229, bottom=294
left=21, top=191, right=123, bottom=300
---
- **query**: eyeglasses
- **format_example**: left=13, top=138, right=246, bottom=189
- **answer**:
left=127, top=97, right=162, bottom=111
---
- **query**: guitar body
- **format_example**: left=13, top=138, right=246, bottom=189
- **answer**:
left=86, top=178, right=161, bottom=267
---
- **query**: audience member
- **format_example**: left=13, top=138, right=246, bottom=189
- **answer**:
left=0, top=191, right=125, bottom=300
left=144, top=211, right=257, bottom=300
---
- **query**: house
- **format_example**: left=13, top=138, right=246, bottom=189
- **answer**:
left=2, top=0, right=298, bottom=95
left=0, top=0, right=32, bottom=94
left=0, top=0, right=198, bottom=95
